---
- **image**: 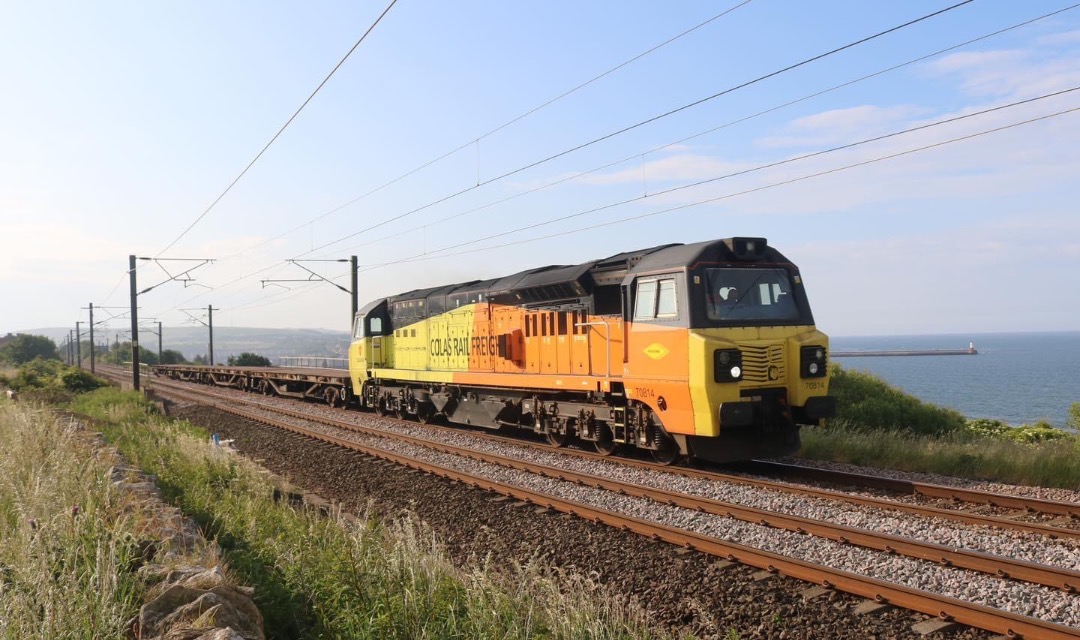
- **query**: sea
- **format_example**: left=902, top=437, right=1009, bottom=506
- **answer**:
left=829, top=332, right=1080, bottom=430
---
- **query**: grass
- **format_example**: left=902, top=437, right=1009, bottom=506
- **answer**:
left=800, top=421, right=1080, bottom=488
left=800, top=365, right=1080, bottom=488
left=827, top=364, right=966, bottom=435
left=0, top=397, right=144, bottom=638
left=71, top=388, right=674, bottom=640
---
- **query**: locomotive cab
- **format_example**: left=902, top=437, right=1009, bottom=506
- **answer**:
left=620, top=237, right=835, bottom=462
left=349, top=299, right=390, bottom=390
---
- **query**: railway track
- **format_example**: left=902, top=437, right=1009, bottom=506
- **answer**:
left=737, top=460, right=1080, bottom=524
left=139, top=374, right=1080, bottom=639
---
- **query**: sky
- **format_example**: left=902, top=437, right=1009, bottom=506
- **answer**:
left=2, top=0, right=1079, bottom=339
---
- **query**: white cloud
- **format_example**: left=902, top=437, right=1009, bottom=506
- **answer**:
left=1035, top=29, right=1080, bottom=47
left=575, top=153, right=750, bottom=186
left=923, top=47, right=1080, bottom=99
left=758, top=105, right=929, bottom=149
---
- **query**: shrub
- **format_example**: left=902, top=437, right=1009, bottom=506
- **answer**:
left=1069, top=402, right=1080, bottom=432
left=5, top=359, right=107, bottom=397
left=828, top=364, right=967, bottom=435
left=57, top=368, right=108, bottom=393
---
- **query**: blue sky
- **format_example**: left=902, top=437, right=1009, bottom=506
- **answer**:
left=2, top=1, right=1078, bottom=338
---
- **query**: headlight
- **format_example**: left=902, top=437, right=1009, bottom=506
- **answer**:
left=801, top=345, right=827, bottom=378
left=713, top=349, right=743, bottom=382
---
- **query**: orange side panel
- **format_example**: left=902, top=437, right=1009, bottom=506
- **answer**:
left=448, top=370, right=608, bottom=394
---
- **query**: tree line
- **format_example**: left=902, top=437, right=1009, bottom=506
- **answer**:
left=0, top=333, right=271, bottom=367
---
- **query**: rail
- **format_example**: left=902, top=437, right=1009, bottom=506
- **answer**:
left=150, top=380, right=1080, bottom=639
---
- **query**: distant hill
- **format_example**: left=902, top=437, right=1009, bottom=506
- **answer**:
left=14, top=326, right=351, bottom=364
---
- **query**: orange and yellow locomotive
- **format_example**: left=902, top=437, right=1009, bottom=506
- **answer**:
left=349, top=237, right=834, bottom=463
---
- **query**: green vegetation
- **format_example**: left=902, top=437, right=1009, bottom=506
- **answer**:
left=0, top=358, right=107, bottom=402
left=159, top=349, right=188, bottom=365
left=802, top=365, right=1080, bottom=488
left=72, top=389, right=671, bottom=640
left=102, top=341, right=159, bottom=366
left=0, top=333, right=58, bottom=364
left=227, top=352, right=272, bottom=367
left=827, top=365, right=966, bottom=435
left=0, top=398, right=143, bottom=636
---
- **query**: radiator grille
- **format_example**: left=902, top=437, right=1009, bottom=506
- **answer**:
left=740, top=344, right=785, bottom=384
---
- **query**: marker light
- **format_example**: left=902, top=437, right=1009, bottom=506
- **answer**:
left=730, top=366, right=742, bottom=378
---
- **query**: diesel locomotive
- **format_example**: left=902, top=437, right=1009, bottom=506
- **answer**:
left=349, top=237, right=835, bottom=463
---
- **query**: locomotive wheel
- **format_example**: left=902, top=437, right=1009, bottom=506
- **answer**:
left=416, top=402, right=436, bottom=424
left=374, top=399, right=388, bottom=417
left=594, top=423, right=618, bottom=456
left=394, top=404, right=408, bottom=420
left=650, top=432, right=680, bottom=466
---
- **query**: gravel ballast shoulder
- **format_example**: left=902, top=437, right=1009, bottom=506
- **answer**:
left=168, top=400, right=1004, bottom=640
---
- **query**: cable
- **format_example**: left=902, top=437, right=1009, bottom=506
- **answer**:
left=205, top=101, right=1080, bottom=316
left=149, top=1, right=1071, bottom=319
left=335, top=3, right=1079, bottom=256
left=301, top=0, right=976, bottom=258
left=219, top=0, right=756, bottom=262
left=154, top=0, right=399, bottom=258
left=143, top=0, right=1045, bottom=317
left=359, top=94, right=1080, bottom=269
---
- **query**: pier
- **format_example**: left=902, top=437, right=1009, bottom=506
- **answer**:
left=832, top=342, right=978, bottom=358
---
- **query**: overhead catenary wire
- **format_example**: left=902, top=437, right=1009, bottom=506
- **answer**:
left=150, top=9, right=1071, bottom=321
left=145, top=0, right=1080, bottom=315
left=209, top=96, right=1080, bottom=316
left=360, top=104, right=1080, bottom=270
left=153, top=0, right=399, bottom=259
left=159, top=0, right=981, bottom=316
left=298, top=0, right=976, bottom=259
left=148, top=1, right=1067, bottom=322
left=218, top=0, right=757, bottom=262
left=332, top=2, right=1079, bottom=257
left=362, top=85, right=1080, bottom=266
left=367, top=102, right=1080, bottom=269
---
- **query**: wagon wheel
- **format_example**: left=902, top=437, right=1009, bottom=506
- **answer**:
left=258, top=380, right=271, bottom=396
left=650, top=430, right=680, bottom=466
left=594, top=423, right=618, bottom=456
left=544, top=417, right=571, bottom=448
left=323, top=387, right=340, bottom=408
left=416, top=402, right=436, bottom=424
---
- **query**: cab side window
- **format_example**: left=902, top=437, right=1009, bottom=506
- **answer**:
left=368, top=317, right=384, bottom=336
left=634, top=278, right=678, bottom=320
left=634, top=280, right=658, bottom=321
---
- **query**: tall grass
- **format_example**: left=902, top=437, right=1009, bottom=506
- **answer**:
left=72, top=388, right=673, bottom=640
left=801, top=422, right=1080, bottom=489
left=807, top=366, right=1080, bottom=487
left=0, top=399, right=142, bottom=638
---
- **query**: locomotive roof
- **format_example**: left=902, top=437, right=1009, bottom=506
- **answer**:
left=382, top=238, right=785, bottom=309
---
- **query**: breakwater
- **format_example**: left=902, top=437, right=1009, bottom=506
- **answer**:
left=833, top=342, right=978, bottom=358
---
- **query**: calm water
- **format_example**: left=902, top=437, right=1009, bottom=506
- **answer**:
left=830, top=332, right=1080, bottom=428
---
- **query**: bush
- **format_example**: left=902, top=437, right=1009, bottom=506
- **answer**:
left=6, top=358, right=107, bottom=396
left=1069, top=402, right=1080, bottom=432
left=227, top=353, right=272, bottom=367
left=964, top=418, right=1069, bottom=443
left=57, top=368, right=108, bottom=393
left=828, top=364, right=967, bottom=435
left=7, top=357, right=64, bottom=391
